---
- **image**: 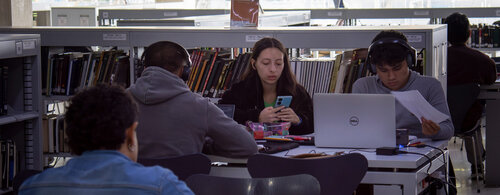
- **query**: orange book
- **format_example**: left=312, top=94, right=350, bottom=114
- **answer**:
left=194, top=58, right=209, bottom=92
left=200, top=50, right=219, bottom=94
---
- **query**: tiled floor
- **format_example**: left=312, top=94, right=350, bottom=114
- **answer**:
left=450, top=129, right=500, bottom=195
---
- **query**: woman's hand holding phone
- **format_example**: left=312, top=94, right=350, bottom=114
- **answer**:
left=277, top=108, right=301, bottom=125
left=259, top=107, right=282, bottom=123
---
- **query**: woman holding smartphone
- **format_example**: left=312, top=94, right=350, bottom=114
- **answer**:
left=219, top=38, right=313, bottom=135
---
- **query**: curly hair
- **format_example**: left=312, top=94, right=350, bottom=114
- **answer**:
left=65, top=84, right=138, bottom=155
left=370, top=30, right=410, bottom=67
left=444, top=12, right=470, bottom=45
left=241, top=37, right=298, bottom=95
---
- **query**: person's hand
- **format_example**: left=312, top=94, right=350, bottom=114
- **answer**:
left=277, top=107, right=301, bottom=125
left=421, top=117, right=440, bottom=136
left=259, top=106, right=282, bottom=123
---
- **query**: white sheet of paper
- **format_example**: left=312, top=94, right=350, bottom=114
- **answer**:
left=391, top=90, right=449, bottom=124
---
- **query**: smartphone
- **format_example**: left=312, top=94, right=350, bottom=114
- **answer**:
left=274, top=96, right=292, bottom=108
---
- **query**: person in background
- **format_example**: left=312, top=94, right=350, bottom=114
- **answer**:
left=19, top=84, right=193, bottom=195
left=352, top=30, right=454, bottom=140
left=219, top=37, right=314, bottom=135
left=445, top=12, right=497, bottom=179
left=128, top=41, right=257, bottom=159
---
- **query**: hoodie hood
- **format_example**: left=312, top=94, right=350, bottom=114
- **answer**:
left=128, top=66, right=190, bottom=105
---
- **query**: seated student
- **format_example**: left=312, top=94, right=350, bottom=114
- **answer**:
left=352, top=30, right=453, bottom=140
left=19, top=84, right=193, bottom=194
left=445, top=12, right=497, bottom=178
left=219, top=37, right=314, bottom=135
left=128, top=41, right=257, bottom=159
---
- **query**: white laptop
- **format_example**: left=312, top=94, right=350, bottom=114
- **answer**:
left=313, top=93, right=396, bottom=148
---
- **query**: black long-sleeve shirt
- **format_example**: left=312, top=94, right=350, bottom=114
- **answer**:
left=220, top=76, right=314, bottom=135
left=447, top=44, right=498, bottom=130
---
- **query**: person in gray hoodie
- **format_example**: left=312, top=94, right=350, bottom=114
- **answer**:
left=352, top=30, right=453, bottom=140
left=128, top=41, right=258, bottom=159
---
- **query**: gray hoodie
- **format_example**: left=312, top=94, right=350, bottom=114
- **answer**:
left=352, top=70, right=454, bottom=140
left=128, top=66, right=258, bottom=158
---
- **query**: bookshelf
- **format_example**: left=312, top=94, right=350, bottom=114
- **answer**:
left=115, top=11, right=310, bottom=27
left=0, top=25, right=448, bottom=89
left=98, top=9, right=229, bottom=26
left=0, top=25, right=447, bottom=168
left=96, top=7, right=500, bottom=26
left=0, top=34, right=42, bottom=191
left=310, top=7, right=500, bottom=20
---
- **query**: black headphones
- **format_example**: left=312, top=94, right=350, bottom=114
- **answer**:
left=141, top=41, right=192, bottom=81
left=365, top=38, right=417, bottom=74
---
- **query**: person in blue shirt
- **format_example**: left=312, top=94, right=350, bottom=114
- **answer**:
left=19, top=84, right=193, bottom=195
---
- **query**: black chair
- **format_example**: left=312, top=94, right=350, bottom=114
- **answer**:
left=447, top=83, right=482, bottom=193
left=137, top=153, right=211, bottom=181
left=247, top=153, right=368, bottom=195
left=185, top=173, right=320, bottom=195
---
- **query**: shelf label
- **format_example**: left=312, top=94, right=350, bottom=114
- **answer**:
left=57, top=15, right=68, bottom=26
left=15, top=41, right=22, bottom=55
left=103, top=33, right=127, bottom=41
left=246, top=34, right=273, bottom=42
left=22, top=39, right=36, bottom=50
left=327, top=11, right=343, bottom=17
left=102, top=12, right=109, bottom=19
left=80, top=15, right=90, bottom=26
left=407, top=35, right=423, bottom=43
left=164, top=11, right=178, bottom=17
left=413, top=10, right=429, bottom=16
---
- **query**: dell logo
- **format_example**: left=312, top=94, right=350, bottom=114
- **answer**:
left=349, top=116, right=359, bottom=126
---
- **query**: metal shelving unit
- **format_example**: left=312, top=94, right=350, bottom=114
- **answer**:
left=0, top=34, right=43, bottom=173
left=99, top=9, right=229, bottom=26
left=0, top=25, right=448, bottom=88
left=310, top=7, right=500, bottom=19
left=115, top=11, right=310, bottom=27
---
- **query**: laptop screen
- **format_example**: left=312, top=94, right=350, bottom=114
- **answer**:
left=216, top=104, right=236, bottom=119
left=313, top=93, right=396, bottom=148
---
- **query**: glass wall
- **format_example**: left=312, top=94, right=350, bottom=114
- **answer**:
left=32, top=0, right=500, bottom=27
left=31, top=0, right=500, bottom=10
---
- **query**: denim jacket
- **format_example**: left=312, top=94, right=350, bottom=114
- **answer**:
left=19, top=150, right=194, bottom=195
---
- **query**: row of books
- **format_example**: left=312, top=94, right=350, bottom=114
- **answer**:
left=291, top=60, right=335, bottom=94
left=291, top=49, right=373, bottom=95
left=0, top=139, right=17, bottom=189
left=470, top=24, right=500, bottom=48
left=187, top=48, right=376, bottom=97
left=42, top=115, right=70, bottom=154
left=0, top=65, right=7, bottom=115
left=42, top=50, right=130, bottom=96
left=187, top=50, right=251, bottom=98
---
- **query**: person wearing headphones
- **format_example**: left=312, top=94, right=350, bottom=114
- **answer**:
left=128, top=41, right=257, bottom=159
left=352, top=30, right=453, bottom=140
left=219, top=37, right=314, bottom=135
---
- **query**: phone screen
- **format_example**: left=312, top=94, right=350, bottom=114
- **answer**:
left=274, top=96, right=292, bottom=108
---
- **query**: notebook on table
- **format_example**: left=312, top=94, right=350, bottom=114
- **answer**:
left=313, top=93, right=396, bottom=148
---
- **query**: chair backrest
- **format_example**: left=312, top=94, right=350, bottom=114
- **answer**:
left=137, top=153, right=211, bottom=180
left=447, top=83, right=480, bottom=132
left=185, top=173, right=320, bottom=195
left=247, top=153, right=368, bottom=195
